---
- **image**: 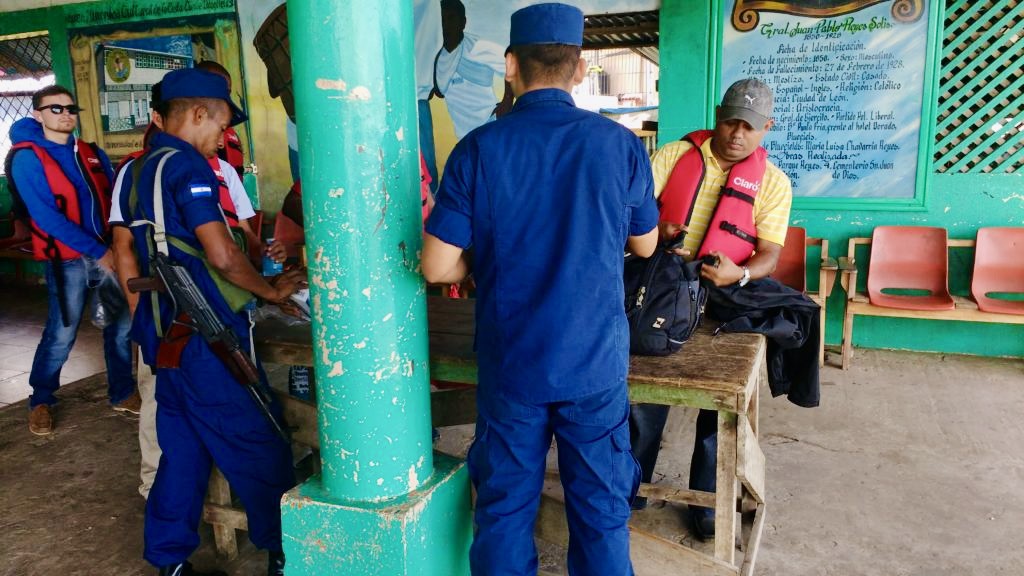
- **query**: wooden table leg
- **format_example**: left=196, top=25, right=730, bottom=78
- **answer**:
left=715, top=411, right=738, bottom=565
left=207, top=467, right=238, bottom=559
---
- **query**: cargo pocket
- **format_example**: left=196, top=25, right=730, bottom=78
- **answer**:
left=465, top=418, right=490, bottom=488
left=611, top=419, right=642, bottom=517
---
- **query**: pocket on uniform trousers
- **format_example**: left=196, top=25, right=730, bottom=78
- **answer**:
left=465, top=418, right=491, bottom=488
left=611, top=419, right=642, bottom=515
left=213, top=397, right=281, bottom=443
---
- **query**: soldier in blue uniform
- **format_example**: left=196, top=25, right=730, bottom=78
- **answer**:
left=118, top=68, right=304, bottom=576
left=421, top=4, right=659, bottom=574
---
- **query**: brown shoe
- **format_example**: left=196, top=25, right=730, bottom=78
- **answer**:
left=28, top=405, right=53, bottom=435
left=113, top=389, right=142, bottom=415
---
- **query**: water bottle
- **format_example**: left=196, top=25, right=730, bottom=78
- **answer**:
left=262, top=237, right=284, bottom=276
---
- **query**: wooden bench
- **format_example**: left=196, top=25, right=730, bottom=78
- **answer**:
left=215, top=297, right=769, bottom=575
left=840, top=234, right=1024, bottom=370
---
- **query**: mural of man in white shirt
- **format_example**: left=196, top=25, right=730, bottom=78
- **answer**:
left=431, top=0, right=513, bottom=139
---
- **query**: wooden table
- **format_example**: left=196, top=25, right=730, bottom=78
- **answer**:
left=241, top=297, right=768, bottom=575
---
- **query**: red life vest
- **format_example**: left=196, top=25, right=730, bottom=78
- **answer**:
left=659, top=130, right=767, bottom=266
left=218, top=127, right=245, bottom=178
left=208, top=158, right=241, bottom=227
left=10, top=141, right=111, bottom=261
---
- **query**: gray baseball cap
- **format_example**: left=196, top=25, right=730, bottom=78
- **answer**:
left=719, top=78, right=773, bottom=127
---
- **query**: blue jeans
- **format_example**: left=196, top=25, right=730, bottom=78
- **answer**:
left=28, top=256, right=135, bottom=408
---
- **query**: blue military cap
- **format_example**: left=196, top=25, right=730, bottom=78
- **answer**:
left=509, top=3, right=584, bottom=47
left=160, top=68, right=248, bottom=126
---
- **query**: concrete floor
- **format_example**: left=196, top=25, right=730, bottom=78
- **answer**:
left=2, top=286, right=1023, bottom=575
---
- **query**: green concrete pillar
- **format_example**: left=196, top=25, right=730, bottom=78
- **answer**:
left=281, top=1, right=472, bottom=574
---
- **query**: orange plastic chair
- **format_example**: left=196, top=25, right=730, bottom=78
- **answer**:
left=867, top=226, right=954, bottom=311
left=772, top=226, right=837, bottom=366
left=774, top=226, right=808, bottom=293
left=971, top=227, right=1024, bottom=315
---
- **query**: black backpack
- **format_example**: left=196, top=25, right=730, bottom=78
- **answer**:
left=624, top=243, right=708, bottom=356
left=3, top=147, right=32, bottom=223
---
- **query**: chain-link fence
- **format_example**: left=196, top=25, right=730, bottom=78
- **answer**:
left=934, top=0, right=1022, bottom=174
left=0, top=33, right=55, bottom=175
left=0, top=94, right=35, bottom=175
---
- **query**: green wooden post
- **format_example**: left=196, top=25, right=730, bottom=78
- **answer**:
left=280, top=1, right=471, bottom=573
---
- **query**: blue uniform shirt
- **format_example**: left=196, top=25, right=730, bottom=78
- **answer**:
left=123, top=131, right=250, bottom=366
left=425, top=88, right=658, bottom=403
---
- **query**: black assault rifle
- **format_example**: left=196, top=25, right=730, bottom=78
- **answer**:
left=128, top=253, right=289, bottom=442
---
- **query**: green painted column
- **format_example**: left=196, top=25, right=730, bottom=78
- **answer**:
left=281, top=1, right=471, bottom=574
left=289, top=0, right=431, bottom=498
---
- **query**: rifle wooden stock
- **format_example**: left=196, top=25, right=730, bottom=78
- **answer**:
left=156, top=316, right=193, bottom=370
left=128, top=276, right=165, bottom=294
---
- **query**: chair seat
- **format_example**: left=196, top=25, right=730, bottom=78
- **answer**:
left=974, top=296, right=1024, bottom=315
left=869, top=292, right=955, bottom=311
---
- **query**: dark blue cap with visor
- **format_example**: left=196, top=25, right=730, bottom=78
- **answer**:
left=160, top=68, right=248, bottom=126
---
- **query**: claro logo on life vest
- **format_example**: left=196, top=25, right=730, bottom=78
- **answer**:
left=732, top=176, right=760, bottom=192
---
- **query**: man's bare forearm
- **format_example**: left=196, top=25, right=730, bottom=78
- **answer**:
left=112, top=227, right=140, bottom=314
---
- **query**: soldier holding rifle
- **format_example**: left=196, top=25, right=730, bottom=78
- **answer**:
left=118, top=68, right=304, bottom=576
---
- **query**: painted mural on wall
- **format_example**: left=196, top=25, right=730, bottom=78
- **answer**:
left=64, top=0, right=240, bottom=165
left=237, top=0, right=659, bottom=209
left=721, top=0, right=929, bottom=199
left=98, top=41, right=190, bottom=133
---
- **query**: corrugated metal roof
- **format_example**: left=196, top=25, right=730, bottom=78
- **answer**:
left=583, top=10, right=659, bottom=50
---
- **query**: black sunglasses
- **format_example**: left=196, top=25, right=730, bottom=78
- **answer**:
left=36, top=104, right=82, bottom=115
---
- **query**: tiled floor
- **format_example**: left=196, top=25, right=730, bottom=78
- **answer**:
left=0, top=286, right=108, bottom=407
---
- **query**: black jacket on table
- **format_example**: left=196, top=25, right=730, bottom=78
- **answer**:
left=705, top=277, right=820, bottom=408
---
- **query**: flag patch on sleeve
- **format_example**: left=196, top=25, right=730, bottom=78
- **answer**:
left=189, top=183, right=213, bottom=198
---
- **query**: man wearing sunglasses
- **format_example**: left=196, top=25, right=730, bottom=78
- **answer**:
left=6, top=85, right=139, bottom=436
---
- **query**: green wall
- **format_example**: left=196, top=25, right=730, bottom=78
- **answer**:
left=0, top=8, right=73, bottom=86
left=659, top=0, right=1024, bottom=358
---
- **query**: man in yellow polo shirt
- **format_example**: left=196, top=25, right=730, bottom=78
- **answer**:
left=630, top=78, right=793, bottom=540
left=654, top=78, right=791, bottom=286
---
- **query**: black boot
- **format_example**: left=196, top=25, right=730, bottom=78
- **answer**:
left=158, top=562, right=227, bottom=576
left=268, top=551, right=286, bottom=576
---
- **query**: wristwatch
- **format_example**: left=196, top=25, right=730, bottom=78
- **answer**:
left=738, top=266, right=751, bottom=287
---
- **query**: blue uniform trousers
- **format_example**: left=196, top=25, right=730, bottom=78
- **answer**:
left=468, top=384, right=640, bottom=576
left=143, top=336, right=294, bottom=568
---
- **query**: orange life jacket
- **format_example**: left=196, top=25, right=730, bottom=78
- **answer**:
left=9, top=141, right=111, bottom=261
left=659, top=130, right=766, bottom=266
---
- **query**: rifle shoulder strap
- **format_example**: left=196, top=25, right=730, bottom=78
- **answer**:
left=146, top=148, right=254, bottom=314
